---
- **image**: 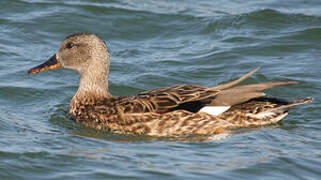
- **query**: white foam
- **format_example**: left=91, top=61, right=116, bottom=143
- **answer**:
left=199, top=106, right=231, bottom=116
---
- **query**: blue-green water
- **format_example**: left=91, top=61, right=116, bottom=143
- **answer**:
left=1, top=0, right=321, bottom=179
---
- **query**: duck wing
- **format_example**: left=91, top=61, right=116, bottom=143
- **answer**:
left=116, top=84, right=220, bottom=114
left=116, top=67, right=298, bottom=115
left=138, top=84, right=220, bottom=113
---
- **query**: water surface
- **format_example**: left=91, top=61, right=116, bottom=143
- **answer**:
left=0, top=0, right=320, bottom=179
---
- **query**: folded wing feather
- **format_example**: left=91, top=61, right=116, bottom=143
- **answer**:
left=121, top=67, right=299, bottom=115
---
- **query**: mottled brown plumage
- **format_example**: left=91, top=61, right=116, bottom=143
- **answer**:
left=28, top=33, right=313, bottom=137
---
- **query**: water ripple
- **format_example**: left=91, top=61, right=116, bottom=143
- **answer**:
left=0, top=0, right=320, bottom=179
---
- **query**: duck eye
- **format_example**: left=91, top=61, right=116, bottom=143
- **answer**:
left=66, top=42, right=75, bottom=49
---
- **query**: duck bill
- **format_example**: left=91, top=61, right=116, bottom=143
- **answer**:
left=28, top=54, right=62, bottom=74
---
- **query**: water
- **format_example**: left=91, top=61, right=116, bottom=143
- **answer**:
left=1, top=0, right=320, bottom=179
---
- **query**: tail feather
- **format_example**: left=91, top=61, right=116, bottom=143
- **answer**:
left=209, top=67, right=300, bottom=107
left=290, top=97, right=314, bottom=105
left=231, top=81, right=299, bottom=92
left=247, top=97, right=313, bottom=122
left=224, top=97, right=313, bottom=127
left=207, top=67, right=313, bottom=127
left=209, top=81, right=299, bottom=106
left=212, top=67, right=260, bottom=90
left=265, top=97, right=313, bottom=113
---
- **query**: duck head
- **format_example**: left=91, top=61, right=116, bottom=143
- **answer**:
left=28, top=33, right=110, bottom=74
left=29, top=33, right=112, bottom=97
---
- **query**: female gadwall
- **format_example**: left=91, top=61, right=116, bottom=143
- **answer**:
left=28, top=33, right=313, bottom=136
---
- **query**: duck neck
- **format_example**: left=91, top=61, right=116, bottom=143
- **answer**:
left=74, top=64, right=111, bottom=101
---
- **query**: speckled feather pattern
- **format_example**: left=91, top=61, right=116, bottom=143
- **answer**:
left=29, top=33, right=313, bottom=137
left=69, top=84, right=312, bottom=136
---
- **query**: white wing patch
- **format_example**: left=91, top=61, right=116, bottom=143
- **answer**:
left=199, top=106, right=231, bottom=116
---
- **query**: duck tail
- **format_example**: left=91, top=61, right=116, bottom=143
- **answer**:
left=212, top=67, right=260, bottom=90
left=271, top=97, right=314, bottom=112
left=248, top=97, right=313, bottom=124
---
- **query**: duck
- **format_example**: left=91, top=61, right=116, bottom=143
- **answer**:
left=28, top=32, right=313, bottom=137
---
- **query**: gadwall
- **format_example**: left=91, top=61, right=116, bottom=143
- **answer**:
left=28, top=33, right=313, bottom=136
